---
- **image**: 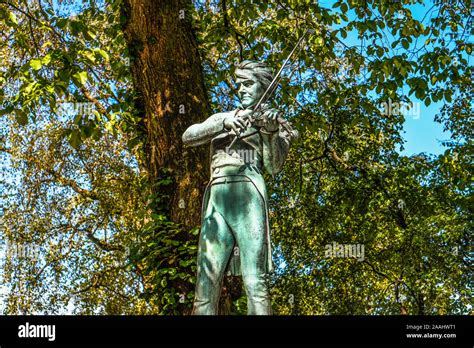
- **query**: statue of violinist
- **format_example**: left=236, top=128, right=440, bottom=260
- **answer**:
left=182, top=60, right=299, bottom=315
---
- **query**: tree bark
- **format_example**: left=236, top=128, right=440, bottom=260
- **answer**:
left=121, top=0, right=209, bottom=229
left=121, top=0, right=213, bottom=314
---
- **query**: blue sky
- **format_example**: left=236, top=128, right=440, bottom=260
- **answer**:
left=324, top=0, right=461, bottom=156
left=392, top=1, right=453, bottom=156
left=401, top=100, right=450, bottom=155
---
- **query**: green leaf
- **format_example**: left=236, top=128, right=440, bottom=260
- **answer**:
left=58, top=70, right=70, bottom=82
left=82, top=50, right=96, bottom=63
left=42, top=54, right=52, bottom=65
left=0, top=105, right=14, bottom=116
left=42, top=41, right=53, bottom=48
left=84, top=31, right=96, bottom=40
left=73, top=71, right=88, bottom=86
left=30, top=59, right=43, bottom=70
left=74, top=112, right=83, bottom=124
left=82, top=125, right=94, bottom=138
left=15, top=109, right=28, bottom=126
left=9, top=11, right=18, bottom=25
left=314, top=37, right=324, bottom=47
left=70, top=20, right=85, bottom=35
left=56, top=18, right=68, bottom=29
left=444, top=91, right=452, bottom=102
left=68, top=129, right=82, bottom=149
left=415, top=88, right=423, bottom=99
left=95, top=49, right=110, bottom=61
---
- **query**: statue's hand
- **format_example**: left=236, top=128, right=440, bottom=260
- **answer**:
left=237, top=108, right=254, bottom=120
left=261, top=108, right=280, bottom=132
left=223, top=115, right=248, bottom=136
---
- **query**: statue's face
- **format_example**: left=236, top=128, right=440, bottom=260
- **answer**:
left=235, top=70, right=265, bottom=109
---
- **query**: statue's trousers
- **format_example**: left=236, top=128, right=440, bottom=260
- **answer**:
left=192, top=166, right=273, bottom=315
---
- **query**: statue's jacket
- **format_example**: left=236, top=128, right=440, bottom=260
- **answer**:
left=183, top=109, right=292, bottom=276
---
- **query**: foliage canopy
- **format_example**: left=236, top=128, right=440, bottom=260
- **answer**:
left=0, top=0, right=471, bottom=314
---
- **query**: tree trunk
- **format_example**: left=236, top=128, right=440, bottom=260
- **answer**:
left=121, top=0, right=209, bottom=229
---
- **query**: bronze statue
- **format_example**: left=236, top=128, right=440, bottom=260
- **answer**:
left=182, top=60, right=298, bottom=315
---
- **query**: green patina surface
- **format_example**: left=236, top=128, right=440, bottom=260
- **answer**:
left=182, top=61, right=296, bottom=315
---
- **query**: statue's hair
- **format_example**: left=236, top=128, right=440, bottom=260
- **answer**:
left=235, top=60, right=273, bottom=90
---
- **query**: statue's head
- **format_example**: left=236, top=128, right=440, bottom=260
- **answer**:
left=235, top=60, right=273, bottom=109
